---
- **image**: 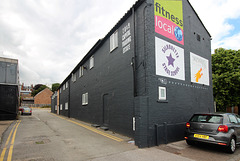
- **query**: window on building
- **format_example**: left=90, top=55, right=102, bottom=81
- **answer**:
left=90, top=56, right=94, bottom=69
left=60, top=104, right=63, bottom=110
left=63, top=84, right=65, bottom=90
left=72, top=73, right=76, bottom=82
left=110, top=30, right=118, bottom=52
left=159, top=86, right=166, bottom=100
left=79, top=66, right=83, bottom=77
left=60, top=88, right=62, bottom=93
left=66, top=81, right=68, bottom=89
left=82, top=93, right=88, bottom=105
left=65, top=102, right=68, bottom=110
left=55, top=105, right=57, bottom=110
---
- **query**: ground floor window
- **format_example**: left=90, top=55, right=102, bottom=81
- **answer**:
left=82, top=93, right=88, bottom=105
left=159, top=86, right=166, bottom=100
left=65, top=102, right=68, bottom=110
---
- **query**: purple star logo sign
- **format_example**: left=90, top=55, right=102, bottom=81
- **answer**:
left=167, top=53, right=175, bottom=67
left=160, top=42, right=181, bottom=77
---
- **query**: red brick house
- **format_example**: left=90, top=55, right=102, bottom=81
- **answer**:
left=34, top=88, right=53, bottom=105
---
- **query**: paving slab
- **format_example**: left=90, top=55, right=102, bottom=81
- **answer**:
left=90, top=147, right=194, bottom=161
left=0, top=120, right=14, bottom=143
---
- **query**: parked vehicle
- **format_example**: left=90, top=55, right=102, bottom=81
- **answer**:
left=19, top=106, right=25, bottom=113
left=185, top=113, right=240, bottom=153
left=22, top=107, right=32, bottom=115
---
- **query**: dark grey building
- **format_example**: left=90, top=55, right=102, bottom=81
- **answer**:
left=0, top=57, right=19, bottom=120
left=52, top=0, right=214, bottom=148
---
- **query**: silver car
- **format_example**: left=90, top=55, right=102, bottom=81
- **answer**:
left=185, top=113, right=240, bottom=153
left=22, top=107, right=32, bottom=115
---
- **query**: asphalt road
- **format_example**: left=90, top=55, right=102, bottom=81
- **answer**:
left=2, top=108, right=240, bottom=161
left=0, top=108, right=191, bottom=161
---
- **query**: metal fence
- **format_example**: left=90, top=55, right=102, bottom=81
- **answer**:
left=155, top=122, right=186, bottom=145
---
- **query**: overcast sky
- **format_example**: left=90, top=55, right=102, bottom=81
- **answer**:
left=0, top=0, right=239, bottom=86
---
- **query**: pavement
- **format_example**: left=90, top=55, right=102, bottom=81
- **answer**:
left=0, top=120, right=14, bottom=143
left=90, top=147, right=193, bottom=161
left=0, top=117, right=194, bottom=161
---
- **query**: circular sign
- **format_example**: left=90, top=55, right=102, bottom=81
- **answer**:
left=174, top=26, right=183, bottom=41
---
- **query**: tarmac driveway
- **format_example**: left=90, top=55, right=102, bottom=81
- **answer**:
left=2, top=108, right=240, bottom=161
left=0, top=108, right=192, bottom=161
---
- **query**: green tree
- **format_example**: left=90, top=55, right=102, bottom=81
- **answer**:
left=51, top=83, right=60, bottom=92
left=212, top=48, right=240, bottom=111
left=33, top=84, right=44, bottom=90
left=31, top=85, right=48, bottom=96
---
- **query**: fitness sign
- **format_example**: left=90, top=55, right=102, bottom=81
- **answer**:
left=154, top=0, right=184, bottom=45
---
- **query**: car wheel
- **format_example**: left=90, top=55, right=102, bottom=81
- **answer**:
left=186, top=140, right=194, bottom=145
left=227, top=137, right=236, bottom=154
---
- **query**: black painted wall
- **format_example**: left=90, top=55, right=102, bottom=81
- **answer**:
left=51, top=93, right=58, bottom=114
left=134, top=0, right=213, bottom=147
left=0, top=84, right=19, bottom=120
left=53, top=0, right=213, bottom=148
left=59, top=81, right=70, bottom=117
left=68, top=15, right=135, bottom=137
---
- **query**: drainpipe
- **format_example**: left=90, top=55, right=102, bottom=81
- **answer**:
left=132, top=6, right=137, bottom=138
left=131, top=0, right=152, bottom=147
left=132, top=7, right=137, bottom=98
left=143, top=1, right=152, bottom=147
left=68, top=80, right=71, bottom=118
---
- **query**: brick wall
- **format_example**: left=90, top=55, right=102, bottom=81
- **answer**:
left=34, top=88, right=53, bottom=105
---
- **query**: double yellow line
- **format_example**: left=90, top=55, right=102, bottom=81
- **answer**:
left=51, top=113, right=124, bottom=142
left=0, top=120, right=21, bottom=161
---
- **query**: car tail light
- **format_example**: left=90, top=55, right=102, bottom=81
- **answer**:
left=186, top=122, right=190, bottom=128
left=218, top=125, right=228, bottom=133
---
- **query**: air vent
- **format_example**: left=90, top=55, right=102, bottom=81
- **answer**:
left=197, top=34, right=201, bottom=41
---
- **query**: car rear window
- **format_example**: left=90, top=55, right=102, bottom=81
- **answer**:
left=190, top=114, right=223, bottom=124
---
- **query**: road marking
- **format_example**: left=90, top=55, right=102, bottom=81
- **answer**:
left=7, top=120, right=21, bottom=161
left=50, top=113, right=124, bottom=142
left=0, top=120, right=21, bottom=161
left=0, top=122, right=17, bottom=161
left=33, top=115, right=40, bottom=121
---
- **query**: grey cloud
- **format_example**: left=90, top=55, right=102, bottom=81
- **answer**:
left=0, top=0, right=137, bottom=85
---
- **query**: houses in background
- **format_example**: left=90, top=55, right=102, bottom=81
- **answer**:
left=20, top=84, right=53, bottom=107
left=53, top=0, right=213, bottom=148
left=34, top=88, right=53, bottom=106
left=20, top=83, right=33, bottom=97
left=20, top=83, right=34, bottom=106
